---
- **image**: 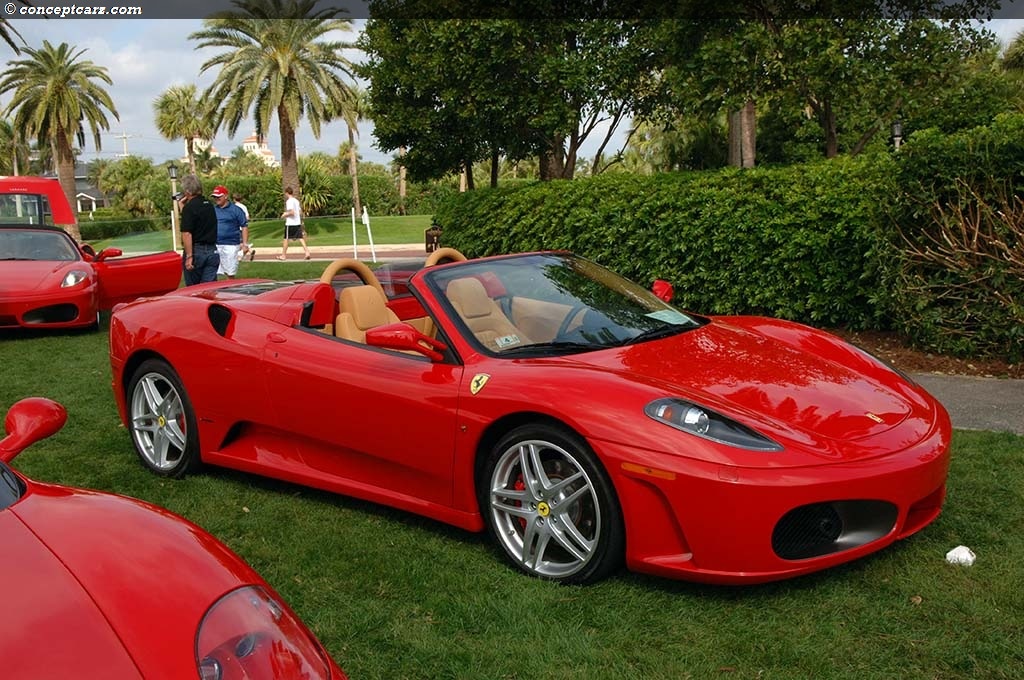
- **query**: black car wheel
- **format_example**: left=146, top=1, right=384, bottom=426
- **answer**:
left=127, top=359, right=200, bottom=478
left=480, top=423, right=624, bottom=584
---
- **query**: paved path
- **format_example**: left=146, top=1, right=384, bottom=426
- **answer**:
left=912, top=373, right=1024, bottom=436
left=248, top=243, right=426, bottom=262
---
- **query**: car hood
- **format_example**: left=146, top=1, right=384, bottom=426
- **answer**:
left=570, top=319, right=922, bottom=443
left=0, top=260, right=82, bottom=292
left=0, top=511, right=143, bottom=678
left=6, top=483, right=263, bottom=680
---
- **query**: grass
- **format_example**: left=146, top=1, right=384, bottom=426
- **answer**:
left=2, top=278, right=1023, bottom=679
left=95, top=214, right=433, bottom=253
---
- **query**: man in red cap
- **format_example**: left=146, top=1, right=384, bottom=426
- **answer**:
left=212, top=184, right=250, bottom=279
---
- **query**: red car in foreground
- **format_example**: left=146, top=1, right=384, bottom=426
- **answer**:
left=0, top=398, right=346, bottom=679
left=108, top=249, right=952, bottom=585
left=0, top=176, right=180, bottom=329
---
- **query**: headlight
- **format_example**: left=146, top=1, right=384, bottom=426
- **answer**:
left=61, top=269, right=89, bottom=287
left=196, top=585, right=332, bottom=680
left=645, top=398, right=782, bottom=452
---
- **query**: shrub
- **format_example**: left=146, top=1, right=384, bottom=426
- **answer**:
left=78, top=208, right=164, bottom=241
left=880, top=114, right=1024, bottom=361
left=436, top=158, right=888, bottom=329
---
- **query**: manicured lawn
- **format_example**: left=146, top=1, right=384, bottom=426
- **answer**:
left=95, top=214, right=433, bottom=252
left=2, top=275, right=1022, bottom=678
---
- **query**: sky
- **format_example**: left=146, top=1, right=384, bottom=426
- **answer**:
left=3, top=16, right=1024, bottom=172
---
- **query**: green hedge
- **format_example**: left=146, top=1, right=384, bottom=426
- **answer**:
left=185, top=174, right=459, bottom=220
left=78, top=209, right=165, bottom=241
left=881, top=114, right=1024, bottom=361
left=436, top=158, right=888, bottom=330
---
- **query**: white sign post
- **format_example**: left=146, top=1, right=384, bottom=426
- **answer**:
left=361, top=206, right=377, bottom=263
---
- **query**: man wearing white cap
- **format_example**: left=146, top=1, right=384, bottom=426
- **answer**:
left=212, top=184, right=249, bottom=279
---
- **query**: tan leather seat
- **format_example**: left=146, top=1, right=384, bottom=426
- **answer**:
left=335, top=285, right=400, bottom=343
left=446, top=278, right=530, bottom=350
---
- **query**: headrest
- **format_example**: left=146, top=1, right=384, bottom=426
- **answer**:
left=339, top=286, right=391, bottom=329
left=447, top=278, right=492, bottom=319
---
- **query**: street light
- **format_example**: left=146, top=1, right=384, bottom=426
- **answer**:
left=891, top=119, right=904, bottom=152
left=168, top=163, right=180, bottom=250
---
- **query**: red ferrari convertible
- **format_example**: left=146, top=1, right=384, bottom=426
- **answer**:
left=0, top=176, right=180, bottom=329
left=0, top=397, right=346, bottom=679
left=108, top=249, right=952, bottom=585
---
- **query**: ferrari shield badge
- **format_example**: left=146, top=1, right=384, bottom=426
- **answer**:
left=470, top=373, right=491, bottom=395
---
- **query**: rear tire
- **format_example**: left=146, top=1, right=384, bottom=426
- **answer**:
left=479, top=423, right=624, bottom=584
left=126, top=359, right=200, bottom=478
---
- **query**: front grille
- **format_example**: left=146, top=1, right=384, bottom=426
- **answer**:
left=772, top=500, right=898, bottom=560
left=23, top=303, right=79, bottom=324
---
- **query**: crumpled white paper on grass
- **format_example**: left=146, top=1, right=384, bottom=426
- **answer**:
left=945, top=545, right=976, bottom=566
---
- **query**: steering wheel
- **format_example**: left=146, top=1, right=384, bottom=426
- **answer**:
left=555, top=303, right=589, bottom=340
left=425, top=247, right=467, bottom=267
left=319, top=258, right=385, bottom=297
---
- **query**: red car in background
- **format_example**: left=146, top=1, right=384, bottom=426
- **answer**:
left=0, top=397, right=347, bottom=680
left=0, top=176, right=180, bottom=330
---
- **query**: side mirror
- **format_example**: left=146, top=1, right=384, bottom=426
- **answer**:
left=652, top=279, right=674, bottom=303
left=94, top=247, right=123, bottom=262
left=0, top=398, right=67, bottom=463
left=365, top=322, right=448, bottom=362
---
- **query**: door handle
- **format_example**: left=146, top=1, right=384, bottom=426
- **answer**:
left=267, top=332, right=287, bottom=344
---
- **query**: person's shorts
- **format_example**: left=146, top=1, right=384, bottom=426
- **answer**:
left=285, top=224, right=304, bottom=240
left=217, top=244, right=242, bottom=276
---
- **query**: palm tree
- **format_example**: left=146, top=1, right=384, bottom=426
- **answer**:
left=153, top=84, right=213, bottom=175
left=190, top=0, right=356, bottom=201
left=0, top=40, right=118, bottom=240
left=0, top=119, right=29, bottom=175
left=0, top=2, right=28, bottom=53
left=330, top=85, right=368, bottom=217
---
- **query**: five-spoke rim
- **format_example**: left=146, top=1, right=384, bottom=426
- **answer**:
left=130, top=372, right=187, bottom=471
left=489, top=439, right=600, bottom=579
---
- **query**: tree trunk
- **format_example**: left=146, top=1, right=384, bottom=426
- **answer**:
left=55, top=133, right=81, bottom=242
left=278, top=104, right=300, bottom=201
left=490, top=148, right=499, bottom=188
left=186, top=137, right=196, bottom=176
left=821, top=99, right=838, bottom=159
left=464, top=161, right=475, bottom=191
left=347, top=125, right=361, bottom=217
left=728, top=110, right=742, bottom=167
left=398, top=146, right=407, bottom=215
left=741, top=99, right=756, bottom=168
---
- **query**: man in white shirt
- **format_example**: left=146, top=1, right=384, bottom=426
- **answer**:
left=278, top=186, right=310, bottom=260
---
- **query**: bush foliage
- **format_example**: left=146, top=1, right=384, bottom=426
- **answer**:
left=437, top=114, right=1024, bottom=361
left=437, top=159, right=889, bottom=329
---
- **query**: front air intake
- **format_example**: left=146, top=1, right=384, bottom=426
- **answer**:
left=772, top=500, right=898, bottom=560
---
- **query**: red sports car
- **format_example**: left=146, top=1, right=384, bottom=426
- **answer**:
left=0, top=176, right=180, bottom=329
left=108, top=249, right=952, bottom=585
left=0, top=397, right=346, bottom=679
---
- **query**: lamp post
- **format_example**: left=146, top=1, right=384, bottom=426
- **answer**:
left=891, top=119, right=904, bottom=152
left=168, top=163, right=180, bottom=250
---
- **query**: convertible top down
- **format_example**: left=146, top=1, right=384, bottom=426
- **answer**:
left=109, top=249, right=951, bottom=584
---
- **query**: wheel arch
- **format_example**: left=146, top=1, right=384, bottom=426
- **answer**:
left=472, top=411, right=617, bottom=506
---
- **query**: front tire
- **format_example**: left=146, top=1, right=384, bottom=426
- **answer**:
left=479, top=423, right=624, bottom=584
left=126, top=359, right=200, bottom=478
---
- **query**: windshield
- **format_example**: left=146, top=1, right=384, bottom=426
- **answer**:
left=0, top=229, right=80, bottom=261
left=424, top=253, right=705, bottom=356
